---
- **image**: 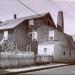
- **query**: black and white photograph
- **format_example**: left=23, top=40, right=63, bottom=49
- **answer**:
left=0, top=0, right=75, bottom=75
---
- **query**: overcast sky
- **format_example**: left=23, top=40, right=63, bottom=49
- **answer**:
left=0, top=0, right=75, bottom=36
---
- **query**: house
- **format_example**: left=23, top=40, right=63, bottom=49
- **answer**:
left=0, top=11, right=75, bottom=64
left=36, top=11, right=75, bottom=63
left=0, top=13, right=55, bottom=54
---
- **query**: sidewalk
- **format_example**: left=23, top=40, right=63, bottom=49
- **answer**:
left=0, top=63, right=68, bottom=75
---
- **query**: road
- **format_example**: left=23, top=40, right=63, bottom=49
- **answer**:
left=17, top=65, right=75, bottom=74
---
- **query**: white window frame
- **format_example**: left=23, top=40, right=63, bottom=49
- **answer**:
left=29, top=19, right=34, bottom=27
left=32, top=31, right=37, bottom=41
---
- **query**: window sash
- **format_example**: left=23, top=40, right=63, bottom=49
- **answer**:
left=32, top=31, right=37, bottom=40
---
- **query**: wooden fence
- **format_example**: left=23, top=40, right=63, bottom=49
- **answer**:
left=36, top=55, right=53, bottom=64
left=0, top=52, right=35, bottom=68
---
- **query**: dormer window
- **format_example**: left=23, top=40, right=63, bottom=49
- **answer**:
left=49, top=30, right=54, bottom=40
left=29, top=19, right=34, bottom=27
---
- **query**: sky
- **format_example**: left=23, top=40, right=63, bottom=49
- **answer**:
left=0, top=0, right=75, bottom=36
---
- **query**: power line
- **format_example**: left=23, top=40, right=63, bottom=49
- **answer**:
left=17, top=0, right=56, bottom=28
left=17, top=0, right=40, bottom=15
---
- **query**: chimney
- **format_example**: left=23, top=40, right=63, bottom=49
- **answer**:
left=14, top=14, right=17, bottom=19
left=57, top=11, right=64, bottom=32
left=0, top=21, right=2, bottom=23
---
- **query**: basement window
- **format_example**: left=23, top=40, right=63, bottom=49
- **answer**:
left=3, top=31, right=8, bottom=40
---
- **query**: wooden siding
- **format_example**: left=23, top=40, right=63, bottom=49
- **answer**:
left=0, top=31, right=3, bottom=41
left=14, top=20, right=29, bottom=51
left=8, top=29, right=14, bottom=41
left=37, top=26, right=53, bottom=42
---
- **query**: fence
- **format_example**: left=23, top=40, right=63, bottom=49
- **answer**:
left=36, top=55, right=53, bottom=64
left=0, top=52, right=35, bottom=68
left=0, top=52, right=53, bottom=68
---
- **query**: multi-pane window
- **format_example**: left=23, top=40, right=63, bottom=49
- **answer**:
left=49, top=30, right=54, bottom=40
left=32, top=31, right=37, bottom=41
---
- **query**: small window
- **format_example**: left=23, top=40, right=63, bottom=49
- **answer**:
left=69, top=49, right=71, bottom=56
left=32, top=31, right=37, bottom=40
left=3, top=31, right=8, bottom=40
left=29, top=19, right=34, bottom=27
left=44, top=48, right=47, bottom=53
left=49, top=31, right=54, bottom=40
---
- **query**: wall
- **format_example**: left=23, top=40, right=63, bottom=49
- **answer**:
left=14, top=20, right=28, bottom=51
left=53, top=30, right=75, bottom=63
left=37, top=25, right=53, bottom=42
left=38, top=44, right=54, bottom=56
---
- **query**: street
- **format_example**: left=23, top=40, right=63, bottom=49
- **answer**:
left=17, top=65, right=75, bottom=74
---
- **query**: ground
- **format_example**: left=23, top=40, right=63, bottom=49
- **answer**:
left=18, top=65, right=75, bottom=74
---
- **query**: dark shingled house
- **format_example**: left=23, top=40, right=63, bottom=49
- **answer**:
left=0, top=13, right=56, bottom=54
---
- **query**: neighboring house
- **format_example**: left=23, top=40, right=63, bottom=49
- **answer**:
left=0, top=13, right=55, bottom=54
left=36, top=11, right=75, bottom=63
left=36, top=24, right=75, bottom=63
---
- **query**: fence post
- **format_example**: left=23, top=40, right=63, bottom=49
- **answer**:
left=51, top=53, right=53, bottom=63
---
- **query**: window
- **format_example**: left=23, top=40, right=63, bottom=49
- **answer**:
left=29, top=19, right=34, bottom=27
left=49, top=31, right=54, bottom=40
left=44, top=48, right=47, bottom=53
left=0, top=31, right=8, bottom=45
left=4, top=31, right=8, bottom=40
left=32, top=31, right=37, bottom=40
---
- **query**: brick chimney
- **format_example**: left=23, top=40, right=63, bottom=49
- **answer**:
left=57, top=11, right=64, bottom=32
